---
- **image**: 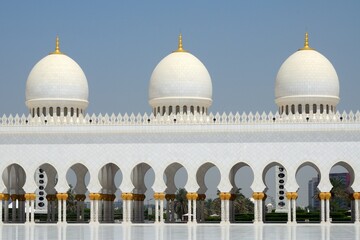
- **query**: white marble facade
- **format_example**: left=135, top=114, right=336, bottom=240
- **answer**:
left=0, top=33, right=359, bottom=225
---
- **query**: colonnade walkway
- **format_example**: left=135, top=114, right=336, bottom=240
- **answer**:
left=1, top=191, right=360, bottom=225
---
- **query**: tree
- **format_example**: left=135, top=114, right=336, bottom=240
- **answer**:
left=330, top=177, right=350, bottom=211
left=174, top=188, right=187, bottom=220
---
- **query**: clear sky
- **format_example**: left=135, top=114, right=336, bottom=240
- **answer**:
left=1, top=1, right=359, bottom=207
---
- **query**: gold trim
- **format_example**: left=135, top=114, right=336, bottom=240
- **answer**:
left=173, top=33, right=188, bottom=53
left=299, top=32, right=314, bottom=51
left=51, top=36, right=63, bottom=55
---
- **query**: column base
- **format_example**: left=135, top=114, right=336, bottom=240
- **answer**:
left=220, top=221, right=230, bottom=225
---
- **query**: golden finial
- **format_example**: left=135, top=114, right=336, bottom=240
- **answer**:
left=299, top=32, right=314, bottom=50
left=174, top=33, right=187, bottom=52
left=51, top=36, right=63, bottom=54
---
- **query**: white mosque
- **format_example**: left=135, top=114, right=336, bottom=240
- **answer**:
left=0, top=33, right=359, bottom=226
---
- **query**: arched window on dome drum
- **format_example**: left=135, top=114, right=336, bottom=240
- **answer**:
left=298, top=104, right=302, bottom=114
left=313, top=104, right=317, bottom=114
left=202, top=107, right=205, bottom=114
left=320, top=104, right=324, bottom=114
left=76, top=108, right=79, bottom=117
left=285, top=105, right=289, bottom=115
left=197, top=106, right=200, bottom=114
left=162, top=106, right=166, bottom=116
left=291, top=105, right=295, bottom=114
left=326, top=105, right=329, bottom=114
left=42, top=107, right=46, bottom=116
left=305, top=104, right=310, bottom=114
left=36, top=107, right=40, bottom=117
left=183, top=106, right=187, bottom=114
left=49, top=107, right=53, bottom=117
left=64, top=107, right=68, bottom=116
left=176, top=106, right=180, bottom=114
left=56, top=107, right=61, bottom=116
left=281, top=106, right=284, bottom=114
left=70, top=108, right=74, bottom=117
left=190, top=106, right=194, bottom=114
left=169, top=106, right=173, bottom=115
left=331, top=106, right=334, bottom=113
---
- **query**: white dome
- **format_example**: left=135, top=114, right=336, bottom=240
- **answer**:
left=149, top=36, right=212, bottom=114
left=25, top=38, right=89, bottom=115
left=275, top=34, right=339, bottom=110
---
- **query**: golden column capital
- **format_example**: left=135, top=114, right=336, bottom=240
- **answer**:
left=121, top=192, right=133, bottom=201
left=165, top=194, right=176, bottom=201
left=318, top=192, right=331, bottom=200
left=353, top=192, right=360, bottom=200
left=3, top=194, right=10, bottom=201
left=186, top=192, right=198, bottom=200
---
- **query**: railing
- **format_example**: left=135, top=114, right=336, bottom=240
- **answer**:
left=0, top=111, right=359, bottom=127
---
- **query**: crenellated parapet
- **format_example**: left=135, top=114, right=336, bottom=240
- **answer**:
left=1, top=111, right=360, bottom=127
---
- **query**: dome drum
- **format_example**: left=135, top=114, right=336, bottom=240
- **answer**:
left=276, top=96, right=339, bottom=114
left=26, top=99, right=88, bottom=117
left=150, top=97, right=212, bottom=115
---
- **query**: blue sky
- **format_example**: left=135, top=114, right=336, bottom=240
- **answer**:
left=0, top=1, right=359, bottom=115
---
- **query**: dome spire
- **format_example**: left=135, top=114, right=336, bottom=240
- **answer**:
left=174, top=33, right=187, bottom=52
left=51, top=36, right=63, bottom=54
left=299, top=32, right=314, bottom=50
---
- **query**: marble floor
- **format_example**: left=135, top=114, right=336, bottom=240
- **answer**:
left=0, top=223, right=359, bottom=240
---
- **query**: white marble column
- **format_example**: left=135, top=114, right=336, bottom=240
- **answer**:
left=160, top=199, right=164, bottom=223
left=57, top=194, right=62, bottom=224
left=225, top=199, right=230, bottom=222
left=4, top=195, right=9, bottom=223
left=155, top=199, right=159, bottom=223
left=127, top=198, right=132, bottom=223
left=287, top=197, right=291, bottom=223
left=320, top=199, right=325, bottom=223
left=355, top=198, right=359, bottom=222
left=292, top=199, right=296, bottom=223
left=90, top=199, right=94, bottom=222
left=30, top=198, right=35, bottom=223
left=62, top=197, right=67, bottom=223
left=258, top=200, right=263, bottom=222
left=326, top=199, right=330, bottom=223
left=187, top=198, right=192, bottom=223
left=193, top=199, right=197, bottom=223
left=254, top=199, right=258, bottom=222
left=0, top=195, right=3, bottom=224
left=25, top=198, right=30, bottom=223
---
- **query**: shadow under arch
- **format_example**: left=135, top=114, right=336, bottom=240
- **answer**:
left=229, top=162, right=254, bottom=223
left=330, top=161, right=355, bottom=191
left=295, top=161, right=321, bottom=222
left=196, top=162, right=221, bottom=223
left=328, top=161, right=354, bottom=222
left=163, top=162, right=188, bottom=194
left=2, top=163, right=26, bottom=223
left=67, top=163, right=92, bottom=222
left=35, top=163, right=58, bottom=222
left=229, top=162, right=254, bottom=194
left=97, top=162, right=122, bottom=223
left=131, top=162, right=155, bottom=223
left=163, top=162, right=188, bottom=223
